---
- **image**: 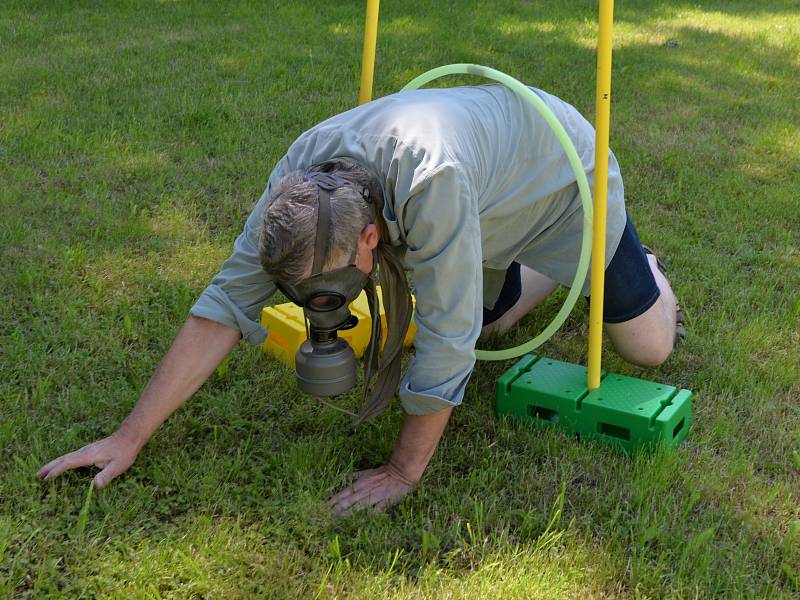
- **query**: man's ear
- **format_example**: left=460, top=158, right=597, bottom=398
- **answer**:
left=359, top=223, right=380, bottom=250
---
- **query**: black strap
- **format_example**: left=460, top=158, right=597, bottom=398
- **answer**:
left=306, top=171, right=344, bottom=191
left=306, top=171, right=345, bottom=275
left=305, top=170, right=365, bottom=274
left=312, top=188, right=331, bottom=275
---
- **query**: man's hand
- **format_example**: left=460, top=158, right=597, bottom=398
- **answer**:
left=329, top=462, right=417, bottom=515
left=36, top=316, right=241, bottom=490
left=37, top=430, right=141, bottom=489
left=329, top=407, right=454, bottom=515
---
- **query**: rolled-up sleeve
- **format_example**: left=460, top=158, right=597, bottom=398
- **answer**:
left=397, top=165, right=483, bottom=414
left=190, top=188, right=278, bottom=345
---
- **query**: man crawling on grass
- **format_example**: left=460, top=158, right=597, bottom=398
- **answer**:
left=39, top=84, right=683, bottom=514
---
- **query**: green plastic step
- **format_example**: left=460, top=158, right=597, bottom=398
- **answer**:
left=496, top=354, right=692, bottom=453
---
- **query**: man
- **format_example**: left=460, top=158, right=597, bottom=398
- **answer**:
left=38, top=85, right=682, bottom=514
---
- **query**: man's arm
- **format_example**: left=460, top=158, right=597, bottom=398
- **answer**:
left=40, top=172, right=283, bottom=488
left=329, top=407, right=453, bottom=515
left=330, top=165, right=481, bottom=514
left=37, top=316, right=241, bottom=487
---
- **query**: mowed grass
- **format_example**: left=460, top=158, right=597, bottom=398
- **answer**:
left=1, top=0, right=799, bottom=597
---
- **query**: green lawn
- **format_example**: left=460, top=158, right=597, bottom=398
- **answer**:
left=2, top=0, right=799, bottom=597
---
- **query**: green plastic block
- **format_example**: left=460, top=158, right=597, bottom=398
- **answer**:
left=496, top=354, right=599, bottom=434
left=496, top=354, right=692, bottom=453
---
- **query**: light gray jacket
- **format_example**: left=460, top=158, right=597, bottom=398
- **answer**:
left=190, top=85, right=626, bottom=414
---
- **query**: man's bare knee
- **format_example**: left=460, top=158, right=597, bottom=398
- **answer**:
left=605, top=294, right=676, bottom=368
left=617, top=337, right=673, bottom=368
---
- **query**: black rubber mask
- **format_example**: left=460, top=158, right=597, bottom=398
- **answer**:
left=276, top=264, right=369, bottom=333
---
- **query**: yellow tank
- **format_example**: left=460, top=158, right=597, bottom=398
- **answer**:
left=261, top=287, right=416, bottom=368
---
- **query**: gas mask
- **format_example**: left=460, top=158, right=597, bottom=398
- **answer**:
left=274, top=170, right=378, bottom=399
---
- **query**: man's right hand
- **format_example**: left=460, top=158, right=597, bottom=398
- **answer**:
left=36, top=315, right=242, bottom=490
left=37, top=430, right=141, bottom=489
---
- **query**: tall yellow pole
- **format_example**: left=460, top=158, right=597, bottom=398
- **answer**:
left=587, top=0, right=615, bottom=389
left=358, top=0, right=380, bottom=104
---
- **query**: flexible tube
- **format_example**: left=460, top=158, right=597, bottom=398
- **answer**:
left=401, top=64, right=593, bottom=361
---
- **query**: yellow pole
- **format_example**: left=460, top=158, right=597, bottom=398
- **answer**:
left=587, top=0, right=615, bottom=389
left=358, top=0, right=380, bottom=104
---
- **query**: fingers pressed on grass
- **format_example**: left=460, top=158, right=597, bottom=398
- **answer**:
left=336, top=493, right=381, bottom=516
left=339, top=491, right=396, bottom=516
left=328, top=486, right=359, bottom=509
left=329, top=484, right=377, bottom=513
left=40, top=452, right=86, bottom=480
left=330, top=464, right=417, bottom=515
left=342, top=486, right=380, bottom=508
left=38, top=454, right=73, bottom=478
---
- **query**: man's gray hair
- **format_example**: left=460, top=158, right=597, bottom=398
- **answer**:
left=258, top=160, right=377, bottom=284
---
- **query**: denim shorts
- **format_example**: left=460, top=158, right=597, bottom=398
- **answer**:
left=482, top=214, right=660, bottom=325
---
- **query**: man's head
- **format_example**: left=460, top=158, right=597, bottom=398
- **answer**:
left=258, top=161, right=381, bottom=286
left=258, top=158, right=412, bottom=424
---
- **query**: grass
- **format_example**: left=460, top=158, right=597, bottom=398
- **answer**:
left=1, top=0, right=799, bottom=597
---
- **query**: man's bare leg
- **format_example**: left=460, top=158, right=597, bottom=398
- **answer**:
left=479, top=257, right=678, bottom=368
left=604, top=254, right=677, bottom=367
left=479, top=266, right=559, bottom=339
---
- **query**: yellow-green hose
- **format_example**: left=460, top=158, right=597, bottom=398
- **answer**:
left=401, top=64, right=594, bottom=361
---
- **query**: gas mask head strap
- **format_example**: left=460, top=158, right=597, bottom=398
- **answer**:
left=305, top=171, right=352, bottom=274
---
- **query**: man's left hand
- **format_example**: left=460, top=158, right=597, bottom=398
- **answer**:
left=329, top=462, right=417, bottom=515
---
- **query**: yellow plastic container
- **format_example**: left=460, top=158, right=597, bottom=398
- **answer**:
left=261, top=287, right=416, bottom=368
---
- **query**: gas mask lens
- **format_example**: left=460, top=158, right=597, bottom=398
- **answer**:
left=307, top=291, right=345, bottom=311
